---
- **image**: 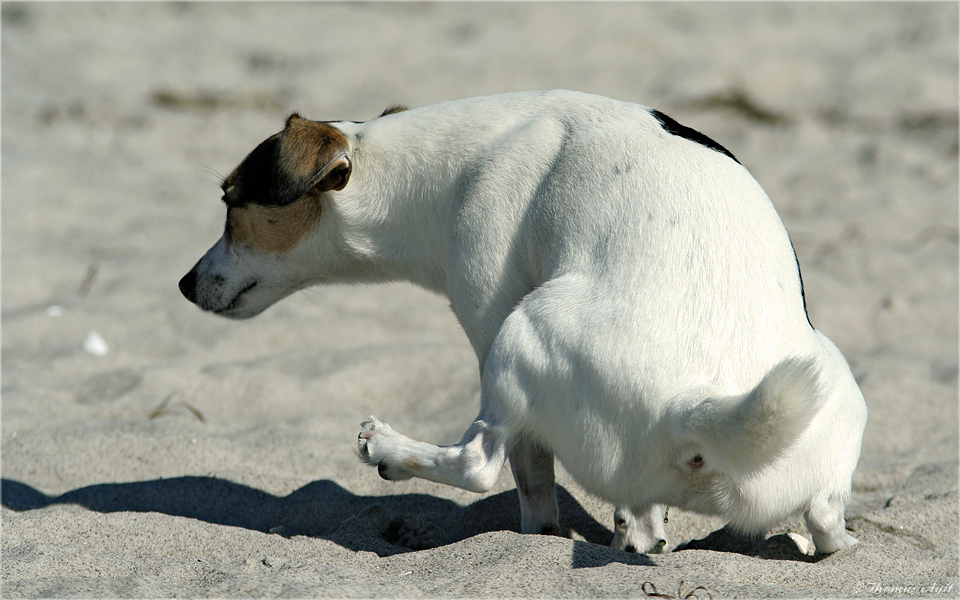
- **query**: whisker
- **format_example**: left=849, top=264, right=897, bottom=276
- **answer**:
left=197, top=164, right=226, bottom=187
left=298, top=287, right=334, bottom=311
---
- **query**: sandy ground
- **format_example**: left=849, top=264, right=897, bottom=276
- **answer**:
left=2, top=2, right=957, bottom=598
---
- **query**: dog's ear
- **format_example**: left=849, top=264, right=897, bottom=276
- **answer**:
left=273, top=114, right=352, bottom=205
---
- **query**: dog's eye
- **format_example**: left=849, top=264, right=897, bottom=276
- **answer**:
left=221, top=185, right=239, bottom=206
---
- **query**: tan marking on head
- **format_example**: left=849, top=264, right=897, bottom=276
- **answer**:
left=403, top=457, right=422, bottom=472
left=226, top=192, right=323, bottom=254
left=280, top=115, right=352, bottom=194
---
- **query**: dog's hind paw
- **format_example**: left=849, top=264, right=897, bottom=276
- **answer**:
left=812, top=531, right=859, bottom=555
left=612, top=506, right=669, bottom=554
left=357, top=416, right=414, bottom=481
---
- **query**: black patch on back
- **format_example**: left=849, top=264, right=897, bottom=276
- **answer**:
left=789, top=236, right=814, bottom=329
left=650, top=109, right=740, bottom=164
left=379, top=104, right=408, bottom=118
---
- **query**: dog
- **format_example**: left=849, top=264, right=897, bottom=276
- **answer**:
left=180, top=90, right=867, bottom=555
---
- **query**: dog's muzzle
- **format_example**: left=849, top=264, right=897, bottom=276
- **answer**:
left=178, top=265, right=260, bottom=318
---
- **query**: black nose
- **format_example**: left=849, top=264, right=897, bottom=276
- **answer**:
left=179, top=269, right=197, bottom=303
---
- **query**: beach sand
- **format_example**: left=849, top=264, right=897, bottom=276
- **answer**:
left=2, top=2, right=957, bottom=597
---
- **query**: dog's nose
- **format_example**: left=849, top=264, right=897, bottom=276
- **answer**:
left=179, top=269, right=198, bottom=303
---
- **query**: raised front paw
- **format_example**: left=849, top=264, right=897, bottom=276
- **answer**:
left=358, top=415, right=389, bottom=462
left=357, top=416, right=413, bottom=481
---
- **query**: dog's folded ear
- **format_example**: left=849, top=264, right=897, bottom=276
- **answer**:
left=225, top=115, right=353, bottom=207
left=273, top=114, right=352, bottom=205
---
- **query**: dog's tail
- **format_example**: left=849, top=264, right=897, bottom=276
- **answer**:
left=680, top=357, right=823, bottom=476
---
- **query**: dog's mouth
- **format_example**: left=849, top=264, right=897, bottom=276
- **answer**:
left=214, top=279, right=260, bottom=317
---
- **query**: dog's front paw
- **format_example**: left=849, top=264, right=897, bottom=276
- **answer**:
left=357, top=416, right=413, bottom=481
left=357, top=415, right=390, bottom=462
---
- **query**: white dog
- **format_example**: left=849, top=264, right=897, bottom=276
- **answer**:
left=180, top=90, right=867, bottom=555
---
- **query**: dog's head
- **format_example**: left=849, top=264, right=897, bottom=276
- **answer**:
left=179, top=114, right=353, bottom=319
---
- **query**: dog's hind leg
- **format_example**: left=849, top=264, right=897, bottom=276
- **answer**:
left=509, top=440, right=561, bottom=535
left=358, top=415, right=508, bottom=493
left=804, top=496, right=858, bottom=554
left=611, top=504, right=668, bottom=554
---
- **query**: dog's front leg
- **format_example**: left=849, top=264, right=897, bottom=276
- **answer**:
left=509, top=441, right=561, bottom=535
left=612, top=504, right=668, bottom=554
left=358, top=416, right=508, bottom=493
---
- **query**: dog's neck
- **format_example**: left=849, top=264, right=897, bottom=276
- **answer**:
left=329, top=114, right=497, bottom=296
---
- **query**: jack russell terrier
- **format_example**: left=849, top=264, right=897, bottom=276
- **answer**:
left=180, top=90, right=867, bottom=555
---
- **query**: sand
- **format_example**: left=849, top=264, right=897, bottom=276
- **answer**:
left=2, top=2, right=957, bottom=598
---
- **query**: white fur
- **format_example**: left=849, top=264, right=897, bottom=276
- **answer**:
left=183, top=90, right=867, bottom=555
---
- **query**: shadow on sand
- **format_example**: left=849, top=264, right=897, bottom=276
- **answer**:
left=2, top=476, right=657, bottom=567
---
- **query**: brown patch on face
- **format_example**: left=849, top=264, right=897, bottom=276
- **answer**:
left=226, top=192, right=324, bottom=254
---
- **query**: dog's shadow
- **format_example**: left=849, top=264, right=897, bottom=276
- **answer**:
left=1, top=477, right=655, bottom=567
